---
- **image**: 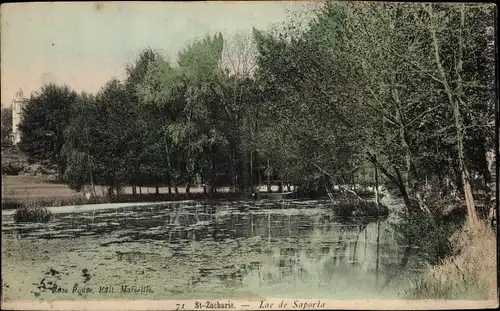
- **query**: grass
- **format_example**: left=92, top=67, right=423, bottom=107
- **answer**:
left=403, top=221, right=497, bottom=300
left=13, top=203, right=53, bottom=223
left=331, top=198, right=389, bottom=217
left=1, top=192, right=249, bottom=210
left=1, top=175, right=245, bottom=210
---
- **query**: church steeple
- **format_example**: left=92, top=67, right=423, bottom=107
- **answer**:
left=12, top=87, right=28, bottom=145
left=15, top=88, right=24, bottom=100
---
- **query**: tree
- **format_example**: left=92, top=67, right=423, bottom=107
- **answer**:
left=18, top=83, right=77, bottom=173
left=138, top=34, right=235, bottom=194
left=252, top=5, right=365, bottom=196
left=251, top=1, right=494, bottom=225
left=61, top=92, right=97, bottom=193
left=124, top=48, right=162, bottom=194
left=1, top=107, right=12, bottom=145
left=93, top=78, right=136, bottom=195
left=340, top=2, right=494, bottom=224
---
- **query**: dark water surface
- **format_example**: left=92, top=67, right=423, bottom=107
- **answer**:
left=1, top=199, right=423, bottom=300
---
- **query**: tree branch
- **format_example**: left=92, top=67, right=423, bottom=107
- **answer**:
left=311, top=162, right=364, bottom=201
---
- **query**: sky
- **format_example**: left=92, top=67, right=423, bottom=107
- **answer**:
left=1, top=1, right=306, bottom=107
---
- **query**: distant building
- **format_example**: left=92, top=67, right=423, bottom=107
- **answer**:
left=11, top=88, right=29, bottom=145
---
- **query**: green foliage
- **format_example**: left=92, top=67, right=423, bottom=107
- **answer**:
left=10, top=1, right=493, bottom=299
left=18, top=84, right=77, bottom=173
left=178, top=33, right=224, bottom=83
left=2, top=163, right=24, bottom=175
left=13, top=204, right=52, bottom=223
left=331, top=199, right=389, bottom=217
left=253, top=4, right=373, bottom=191
left=17, top=2, right=494, bottom=220
left=393, top=210, right=463, bottom=265
left=1, top=107, right=13, bottom=145
left=63, top=150, right=91, bottom=191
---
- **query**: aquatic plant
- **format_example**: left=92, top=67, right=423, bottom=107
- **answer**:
left=13, top=203, right=52, bottom=223
left=332, top=199, right=389, bottom=217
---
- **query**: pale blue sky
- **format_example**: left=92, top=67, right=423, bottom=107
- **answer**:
left=1, top=1, right=308, bottom=107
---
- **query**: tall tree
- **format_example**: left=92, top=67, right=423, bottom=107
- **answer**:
left=18, top=83, right=77, bottom=173
left=1, top=107, right=12, bottom=145
left=61, top=92, right=97, bottom=193
left=124, top=48, right=161, bottom=193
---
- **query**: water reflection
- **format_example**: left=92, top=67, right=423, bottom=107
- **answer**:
left=2, top=200, right=420, bottom=298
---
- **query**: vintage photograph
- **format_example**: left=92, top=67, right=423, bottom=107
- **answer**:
left=1, top=1, right=498, bottom=310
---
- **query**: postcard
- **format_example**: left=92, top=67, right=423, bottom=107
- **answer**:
left=1, top=1, right=498, bottom=310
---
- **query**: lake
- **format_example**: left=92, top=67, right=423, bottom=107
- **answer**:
left=1, top=199, right=424, bottom=301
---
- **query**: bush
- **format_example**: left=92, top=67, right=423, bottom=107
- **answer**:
left=331, top=198, right=389, bottom=217
left=13, top=204, right=53, bottom=223
left=403, top=222, right=496, bottom=300
left=1, top=163, right=24, bottom=175
left=393, top=210, right=462, bottom=265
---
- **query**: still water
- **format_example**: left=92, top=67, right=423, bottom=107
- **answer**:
left=1, top=199, right=423, bottom=300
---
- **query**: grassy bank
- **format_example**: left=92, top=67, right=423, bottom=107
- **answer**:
left=1, top=192, right=252, bottom=210
left=404, top=221, right=497, bottom=300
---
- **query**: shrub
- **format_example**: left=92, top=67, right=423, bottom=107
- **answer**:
left=13, top=204, right=53, bottom=223
left=403, top=221, right=496, bottom=300
left=393, top=210, right=462, bottom=265
left=331, top=198, right=389, bottom=217
left=1, top=163, right=24, bottom=175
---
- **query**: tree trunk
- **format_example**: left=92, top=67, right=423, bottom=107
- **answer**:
left=258, top=168, right=262, bottom=192
left=88, top=159, right=95, bottom=196
left=132, top=186, right=136, bottom=195
left=250, top=151, right=254, bottom=193
left=241, top=148, right=249, bottom=194
left=428, top=4, right=478, bottom=227
left=230, top=148, right=236, bottom=192
left=267, top=158, right=272, bottom=193
left=155, top=186, right=159, bottom=195
left=374, top=163, right=380, bottom=209
left=394, top=167, right=416, bottom=216
left=375, top=220, right=381, bottom=287
left=395, top=95, right=414, bottom=193
left=367, top=153, right=417, bottom=215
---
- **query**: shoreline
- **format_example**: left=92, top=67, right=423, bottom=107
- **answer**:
left=0, top=201, right=194, bottom=216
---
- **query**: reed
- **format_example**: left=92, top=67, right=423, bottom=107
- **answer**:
left=404, top=221, right=497, bottom=300
left=13, top=200, right=53, bottom=223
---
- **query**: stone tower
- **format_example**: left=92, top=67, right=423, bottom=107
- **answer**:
left=11, top=88, right=28, bottom=145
